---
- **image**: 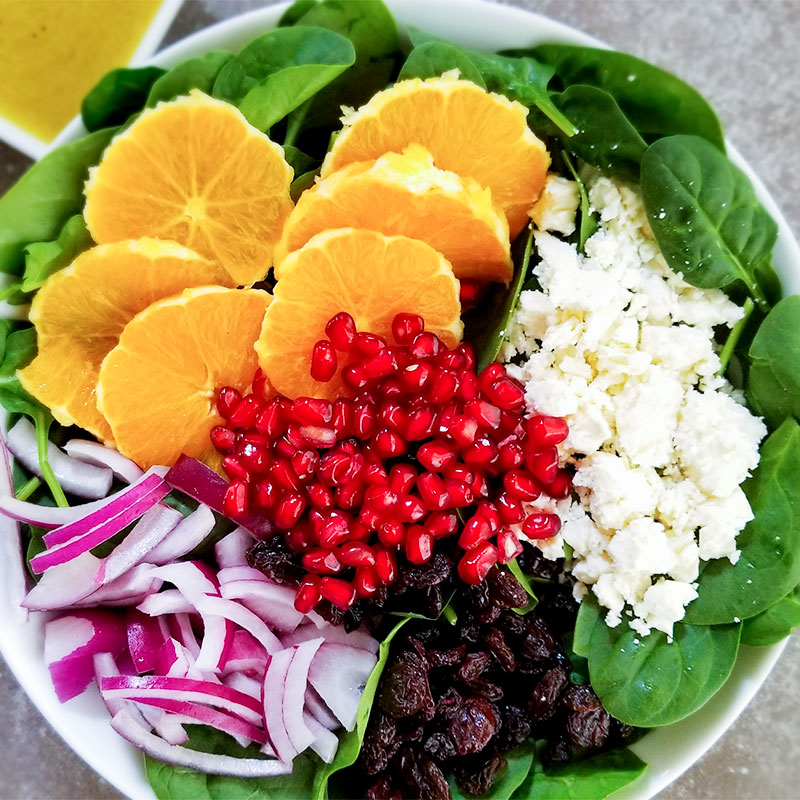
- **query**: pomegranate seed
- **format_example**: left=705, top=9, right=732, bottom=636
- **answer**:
left=302, top=548, right=341, bottom=574
left=446, top=415, right=479, bottom=447
left=238, top=442, right=270, bottom=473
left=487, top=377, right=525, bottom=411
left=379, top=378, right=404, bottom=400
left=526, top=447, right=559, bottom=485
left=464, top=399, right=502, bottom=430
left=299, top=425, right=337, bottom=449
left=409, top=331, right=440, bottom=360
left=417, top=441, right=457, bottom=472
left=496, top=492, right=525, bottom=524
left=425, top=511, right=458, bottom=539
left=310, top=340, right=337, bottom=382
left=222, top=455, right=250, bottom=482
left=364, top=485, right=399, bottom=513
left=353, top=332, right=386, bottom=358
left=458, top=542, right=498, bottom=584
left=478, top=363, right=505, bottom=394
left=319, top=451, right=355, bottom=486
left=294, top=576, right=321, bottom=613
left=255, top=398, right=284, bottom=437
left=330, top=398, right=353, bottom=437
left=354, top=566, right=379, bottom=598
left=405, top=404, right=436, bottom=440
left=459, top=279, right=483, bottom=307
left=457, top=371, right=480, bottom=402
left=497, top=410, right=520, bottom=438
left=223, top=480, right=249, bottom=517
left=471, top=470, right=490, bottom=498
left=406, top=526, right=433, bottom=564
left=253, top=479, right=277, bottom=512
left=319, top=577, right=356, bottom=610
left=398, top=495, right=426, bottom=523
left=274, top=434, right=298, bottom=459
left=342, top=364, right=369, bottom=391
left=522, top=512, right=562, bottom=539
left=392, top=313, right=424, bottom=344
left=286, top=522, right=312, bottom=553
left=378, top=520, right=405, bottom=546
left=375, top=548, right=397, bottom=584
left=458, top=514, right=493, bottom=550
left=335, top=480, right=365, bottom=510
left=274, top=492, right=306, bottom=529
left=228, top=394, right=263, bottom=428
left=457, top=343, right=476, bottom=370
left=477, top=501, right=501, bottom=531
left=270, top=458, right=302, bottom=491
left=445, top=464, right=475, bottom=485
left=438, top=350, right=466, bottom=371
left=526, top=415, right=569, bottom=446
left=308, top=509, right=326, bottom=537
left=338, top=542, right=376, bottom=568
left=548, top=469, right=573, bottom=499
left=503, top=470, right=541, bottom=501
left=318, top=511, right=351, bottom=547
left=417, top=472, right=450, bottom=511
left=285, top=424, right=306, bottom=450
left=379, top=402, right=407, bottom=433
left=373, top=428, right=407, bottom=458
left=353, top=401, right=377, bottom=438
left=462, top=436, right=499, bottom=468
left=238, top=431, right=271, bottom=448
left=400, top=363, right=433, bottom=392
left=210, top=426, right=237, bottom=453
left=427, top=368, right=459, bottom=404
left=349, top=521, right=372, bottom=542
left=497, top=528, right=524, bottom=564
left=434, top=401, right=459, bottom=437
left=325, top=312, right=357, bottom=350
left=444, top=479, right=473, bottom=508
left=358, top=506, right=382, bottom=529
left=252, top=368, right=268, bottom=398
left=363, top=460, right=389, bottom=486
left=389, top=464, right=417, bottom=494
left=497, top=440, right=525, bottom=471
left=217, top=387, right=241, bottom=420
left=306, top=481, right=334, bottom=510
left=363, top=348, right=398, bottom=379
left=292, top=397, right=333, bottom=426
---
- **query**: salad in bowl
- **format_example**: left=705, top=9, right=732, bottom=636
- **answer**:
left=0, top=1, right=798, bottom=799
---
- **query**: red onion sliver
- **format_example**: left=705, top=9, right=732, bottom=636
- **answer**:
left=148, top=506, right=216, bottom=566
left=223, top=671, right=263, bottom=701
left=214, top=528, right=255, bottom=569
left=220, top=580, right=305, bottom=633
left=135, top=704, right=189, bottom=746
left=282, top=621, right=379, bottom=656
left=304, top=711, right=339, bottom=764
left=194, top=615, right=235, bottom=674
left=22, top=551, right=102, bottom=610
left=168, top=613, right=201, bottom=659
left=304, top=685, right=340, bottom=732
left=283, top=639, right=324, bottom=752
left=221, top=630, right=267, bottom=679
left=6, top=418, right=113, bottom=499
left=73, top=564, right=161, bottom=609
left=110, top=710, right=291, bottom=776
left=93, top=652, right=152, bottom=729
left=0, top=429, right=27, bottom=621
left=139, top=589, right=197, bottom=616
left=127, top=609, right=169, bottom=674
left=262, top=649, right=297, bottom=764
left=64, top=439, right=144, bottom=484
left=217, top=565, right=268, bottom=584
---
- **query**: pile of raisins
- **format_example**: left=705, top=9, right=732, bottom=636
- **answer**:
left=350, top=554, right=635, bottom=799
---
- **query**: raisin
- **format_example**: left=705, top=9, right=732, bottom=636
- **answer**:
left=422, top=584, right=445, bottom=618
left=541, top=736, right=572, bottom=768
left=436, top=686, right=464, bottom=721
left=457, top=651, right=491, bottom=684
left=528, top=666, right=569, bottom=722
left=366, top=776, right=402, bottom=800
left=344, top=601, right=365, bottom=632
left=458, top=618, right=481, bottom=643
left=485, top=629, right=515, bottom=672
left=454, top=747, right=507, bottom=796
left=536, top=585, right=579, bottom=632
left=520, top=616, right=559, bottom=664
left=495, top=704, right=531, bottom=751
left=428, top=645, right=467, bottom=669
left=398, top=552, right=453, bottom=589
left=476, top=604, right=502, bottom=625
left=497, top=610, right=527, bottom=639
left=562, top=684, right=601, bottom=712
left=378, top=651, right=434, bottom=718
left=517, top=544, right=562, bottom=582
left=361, top=711, right=400, bottom=774
left=398, top=747, right=449, bottom=800
left=449, top=696, right=497, bottom=755
left=463, top=580, right=492, bottom=610
left=247, top=536, right=304, bottom=586
left=486, top=568, right=529, bottom=609
left=424, top=731, right=457, bottom=760
left=567, top=707, right=611, bottom=749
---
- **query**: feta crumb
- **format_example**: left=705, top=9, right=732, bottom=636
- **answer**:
left=529, top=174, right=580, bottom=236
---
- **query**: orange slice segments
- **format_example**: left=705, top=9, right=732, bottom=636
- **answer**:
left=84, top=91, right=294, bottom=287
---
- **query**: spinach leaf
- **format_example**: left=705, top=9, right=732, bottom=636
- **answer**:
left=313, top=617, right=410, bottom=800
left=530, top=44, right=725, bottom=150
left=279, top=0, right=319, bottom=26
left=81, top=66, right=165, bottom=131
left=515, top=748, right=647, bottom=799
left=0, top=127, right=117, bottom=275
left=147, top=51, right=234, bottom=106
left=746, top=295, right=800, bottom=429
left=449, top=744, right=533, bottom=800
left=466, top=228, right=533, bottom=374
left=577, top=596, right=741, bottom=727
left=640, top=135, right=777, bottom=312
left=741, top=584, right=800, bottom=647
left=562, top=153, right=597, bottom=251
left=0, top=327, right=36, bottom=377
left=213, top=27, right=355, bottom=131
left=685, top=418, right=800, bottom=625
left=282, top=145, right=320, bottom=177
left=291, top=170, right=319, bottom=203
left=398, top=42, right=486, bottom=87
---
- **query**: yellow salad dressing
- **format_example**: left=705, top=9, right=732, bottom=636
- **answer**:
left=0, top=0, right=163, bottom=142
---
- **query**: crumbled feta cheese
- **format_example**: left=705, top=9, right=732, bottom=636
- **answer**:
left=529, top=174, right=580, bottom=236
left=506, top=174, right=767, bottom=637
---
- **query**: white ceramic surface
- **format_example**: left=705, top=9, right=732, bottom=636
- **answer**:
left=0, top=0, right=183, bottom=159
left=1, top=2, right=797, bottom=799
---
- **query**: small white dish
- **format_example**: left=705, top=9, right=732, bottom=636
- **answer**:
left=1, top=2, right=797, bottom=799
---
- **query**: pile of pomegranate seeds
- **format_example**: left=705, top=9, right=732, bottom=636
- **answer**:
left=211, top=312, right=571, bottom=615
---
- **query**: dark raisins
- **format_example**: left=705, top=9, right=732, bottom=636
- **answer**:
left=428, top=645, right=467, bottom=669
left=457, top=651, right=491, bottom=684
left=378, top=651, right=433, bottom=718
left=454, top=747, right=507, bottom=796
left=247, top=536, right=304, bottom=586
left=567, top=708, right=611, bottom=749
left=528, top=666, right=569, bottom=722
left=486, top=568, right=529, bottom=609
left=449, top=696, right=497, bottom=755
left=424, top=731, right=457, bottom=760
left=495, top=704, right=531, bottom=751
left=485, top=629, right=515, bottom=672
left=562, top=684, right=601, bottom=712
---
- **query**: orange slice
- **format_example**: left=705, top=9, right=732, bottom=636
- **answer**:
left=321, top=75, right=550, bottom=238
left=97, top=286, right=270, bottom=468
left=84, top=91, right=294, bottom=286
left=18, top=239, right=230, bottom=442
left=275, top=145, right=512, bottom=284
left=257, top=228, right=462, bottom=400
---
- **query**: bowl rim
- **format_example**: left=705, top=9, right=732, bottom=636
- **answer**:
left=2, top=1, right=797, bottom=799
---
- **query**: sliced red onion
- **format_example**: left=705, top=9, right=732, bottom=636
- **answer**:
left=304, top=711, right=339, bottom=763
left=282, top=621, right=379, bottom=656
left=138, top=589, right=197, bottom=616
left=195, top=595, right=282, bottom=657
left=220, top=580, right=305, bottom=633
left=221, top=630, right=267, bottom=679
left=154, top=637, right=183, bottom=677
left=23, top=551, right=102, bottom=610
left=217, top=565, right=268, bottom=584
left=0, top=430, right=27, bottom=621
left=283, top=639, right=324, bottom=753
left=136, top=704, right=189, bottom=746
left=168, top=613, right=201, bottom=659
left=127, top=609, right=169, bottom=674
left=6, top=417, right=113, bottom=499
left=308, top=643, right=378, bottom=732
left=110, top=710, right=291, bottom=776
left=304, top=685, right=340, bottom=732
left=98, top=504, right=183, bottom=584
left=195, top=614, right=235, bottom=674
left=93, top=652, right=151, bottom=729
left=223, top=671, right=263, bottom=701
left=45, top=610, right=127, bottom=702
left=101, top=675, right=263, bottom=727
left=166, top=456, right=273, bottom=539
left=262, top=649, right=297, bottom=764
left=64, top=439, right=144, bottom=484
left=149, top=561, right=219, bottom=597
left=214, top=528, right=255, bottom=569
left=70, top=563, right=161, bottom=610
left=148, top=506, right=216, bottom=565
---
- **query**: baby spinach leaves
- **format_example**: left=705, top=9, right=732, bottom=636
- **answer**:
left=398, top=41, right=487, bottom=87
left=641, top=135, right=777, bottom=311
left=746, top=295, right=800, bottom=429
left=562, top=153, right=597, bottom=251
left=530, top=44, right=725, bottom=150
left=81, top=66, right=165, bottom=132
left=449, top=744, right=533, bottom=800
left=213, top=27, right=356, bottom=132
left=576, top=597, right=741, bottom=727
left=685, top=418, right=800, bottom=625
left=0, top=127, right=116, bottom=275
left=741, top=584, right=800, bottom=647
left=146, top=51, right=234, bottom=107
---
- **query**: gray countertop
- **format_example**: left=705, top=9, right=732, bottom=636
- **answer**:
left=1, top=0, right=798, bottom=797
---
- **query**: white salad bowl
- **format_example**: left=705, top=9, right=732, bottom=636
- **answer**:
left=1, top=1, right=798, bottom=799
